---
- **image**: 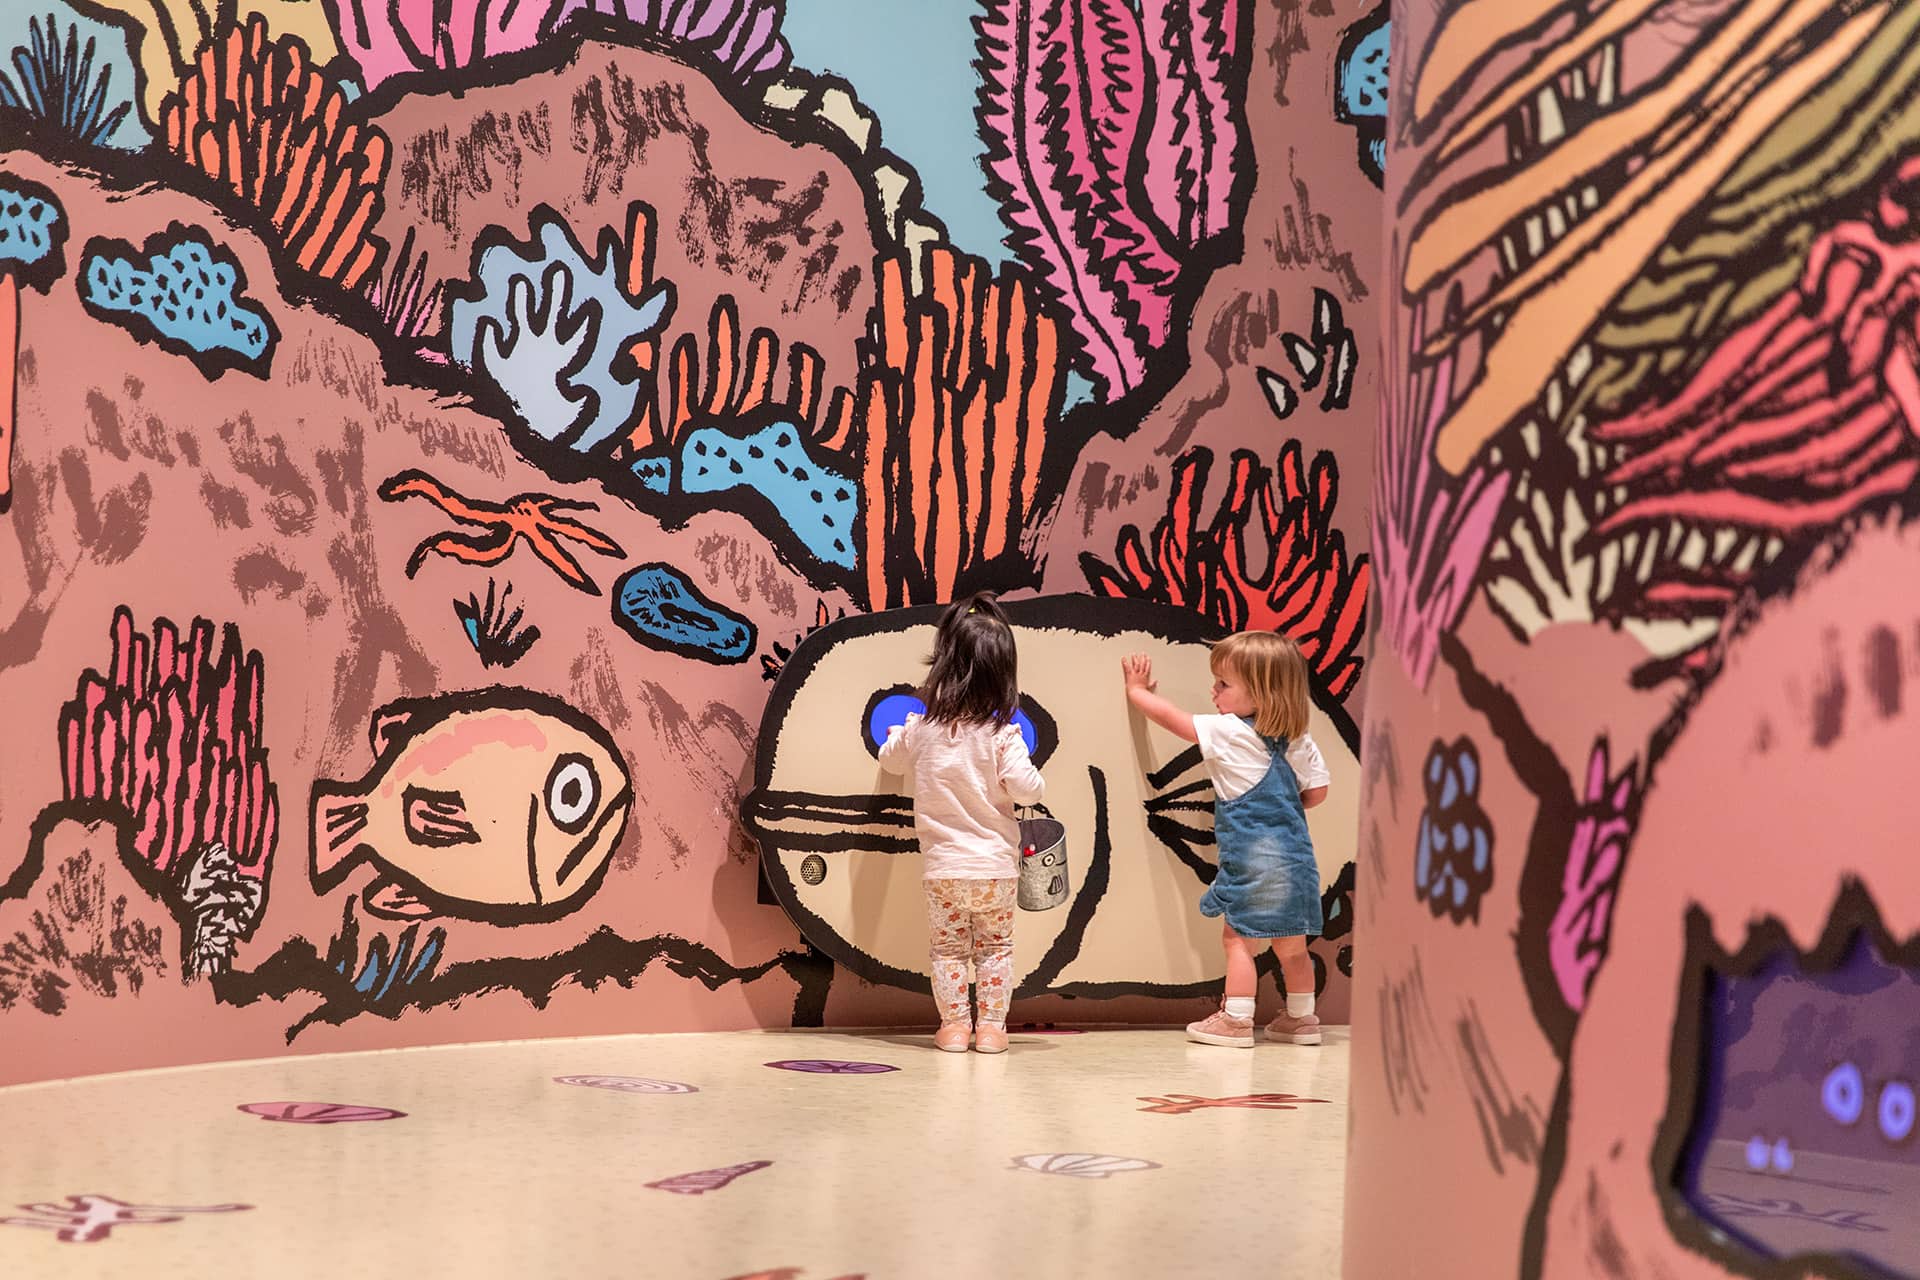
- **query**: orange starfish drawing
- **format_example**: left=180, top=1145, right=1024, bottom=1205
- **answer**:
left=1135, top=1092, right=1331, bottom=1115
left=378, top=470, right=626, bottom=595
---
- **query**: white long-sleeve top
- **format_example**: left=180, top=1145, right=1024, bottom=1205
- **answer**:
left=877, top=713, right=1045, bottom=879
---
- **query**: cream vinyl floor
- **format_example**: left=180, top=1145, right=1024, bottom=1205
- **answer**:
left=0, top=1027, right=1348, bottom=1279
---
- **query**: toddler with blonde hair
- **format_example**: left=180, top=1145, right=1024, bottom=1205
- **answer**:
left=1122, top=631, right=1328, bottom=1046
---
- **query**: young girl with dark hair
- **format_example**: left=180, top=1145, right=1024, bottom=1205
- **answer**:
left=878, top=592, right=1044, bottom=1054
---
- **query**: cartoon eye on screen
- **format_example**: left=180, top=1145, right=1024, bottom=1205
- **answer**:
left=861, top=685, right=1058, bottom=766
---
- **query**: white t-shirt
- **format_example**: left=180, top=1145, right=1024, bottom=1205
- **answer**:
left=1193, top=714, right=1329, bottom=802
left=877, top=714, right=1046, bottom=879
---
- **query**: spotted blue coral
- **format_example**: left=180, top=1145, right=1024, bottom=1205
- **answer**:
left=79, top=225, right=277, bottom=376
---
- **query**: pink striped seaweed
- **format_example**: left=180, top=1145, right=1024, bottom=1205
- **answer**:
left=58, top=606, right=277, bottom=881
left=1372, top=284, right=1510, bottom=690
left=974, top=0, right=1247, bottom=399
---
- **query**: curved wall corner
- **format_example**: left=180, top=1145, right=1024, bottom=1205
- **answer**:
left=1350, top=3, right=1920, bottom=1276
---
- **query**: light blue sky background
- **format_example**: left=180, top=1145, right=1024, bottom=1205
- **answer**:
left=784, top=1, right=1095, bottom=406
left=782, top=0, right=1009, bottom=269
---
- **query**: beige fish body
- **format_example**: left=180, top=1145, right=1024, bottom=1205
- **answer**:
left=311, top=689, right=632, bottom=920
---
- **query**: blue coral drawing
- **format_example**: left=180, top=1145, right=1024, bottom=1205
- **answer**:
left=0, top=174, right=66, bottom=285
left=449, top=206, right=863, bottom=581
left=78, top=225, right=278, bottom=377
left=1335, top=3, right=1388, bottom=188
left=1414, top=738, right=1492, bottom=923
left=678, top=418, right=859, bottom=571
left=449, top=205, right=675, bottom=452
left=611, top=563, right=756, bottom=663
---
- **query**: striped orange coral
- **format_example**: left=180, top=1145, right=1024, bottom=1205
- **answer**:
left=618, top=202, right=825, bottom=453
left=823, top=246, right=1062, bottom=610
left=160, top=15, right=389, bottom=289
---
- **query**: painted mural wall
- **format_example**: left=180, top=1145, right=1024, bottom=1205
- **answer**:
left=0, top=0, right=1382, bottom=1085
left=1351, top=2, right=1920, bottom=1278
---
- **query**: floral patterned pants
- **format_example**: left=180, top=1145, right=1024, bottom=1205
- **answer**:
left=924, top=878, right=1017, bottom=1028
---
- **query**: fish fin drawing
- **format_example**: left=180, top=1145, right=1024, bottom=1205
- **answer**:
left=402, top=786, right=481, bottom=847
left=369, top=702, right=420, bottom=759
left=364, top=877, right=438, bottom=920
left=312, top=789, right=372, bottom=881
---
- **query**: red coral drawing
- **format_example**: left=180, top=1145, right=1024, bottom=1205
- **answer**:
left=1592, top=152, right=1920, bottom=621
left=1082, top=442, right=1370, bottom=699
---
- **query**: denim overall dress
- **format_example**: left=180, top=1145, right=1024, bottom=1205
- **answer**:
left=1197, top=720, right=1324, bottom=938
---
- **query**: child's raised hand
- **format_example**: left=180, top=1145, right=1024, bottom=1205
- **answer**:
left=1121, top=653, right=1156, bottom=692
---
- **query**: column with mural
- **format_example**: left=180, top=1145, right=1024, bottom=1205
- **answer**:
left=1352, top=2, right=1920, bottom=1276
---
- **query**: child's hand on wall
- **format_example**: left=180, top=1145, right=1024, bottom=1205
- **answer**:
left=1121, top=653, right=1156, bottom=692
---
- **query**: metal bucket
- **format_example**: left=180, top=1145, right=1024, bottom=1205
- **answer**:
left=1017, top=808, right=1069, bottom=911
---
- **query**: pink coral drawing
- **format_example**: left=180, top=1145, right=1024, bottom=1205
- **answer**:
left=646, top=1160, right=771, bottom=1194
left=237, top=1102, right=407, bottom=1123
left=59, top=607, right=277, bottom=880
left=1546, top=738, right=1639, bottom=1014
left=974, top=0, right=1245, bottom=399
left=0, top=1195, right=251, bottom=1243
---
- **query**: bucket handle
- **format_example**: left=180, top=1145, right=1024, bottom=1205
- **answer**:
left=1016, top=802, right=1054, bottom=821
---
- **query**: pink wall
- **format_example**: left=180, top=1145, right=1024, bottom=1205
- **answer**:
left=0, top=0, right=1383, bottom=1084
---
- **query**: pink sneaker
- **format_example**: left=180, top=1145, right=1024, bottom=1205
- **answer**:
left=1265, top=1011, right=1323, bottom=1045
left=1186, top=1007, right=1254, bottom=1047
left=935, top=1023, right=972, bottom=1052
left=973, top=1024, right=1009, bottom=1054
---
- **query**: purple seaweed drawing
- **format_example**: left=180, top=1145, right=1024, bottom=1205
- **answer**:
left=763, top=1059, right=899, bottom=1074
left=236, top=1101, right=406, bottom=1124
left=646, top=1160, right=772, bottom=1194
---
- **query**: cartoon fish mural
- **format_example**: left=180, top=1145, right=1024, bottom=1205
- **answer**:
left=310, top=689, right=632, bottom=921
left=741, top=596, right=1360, bottom=996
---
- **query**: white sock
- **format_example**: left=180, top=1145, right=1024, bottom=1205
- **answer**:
left=1286, top=992, right=1315, bottom=1019
left=1224, top=997, right=1256, bottom=1021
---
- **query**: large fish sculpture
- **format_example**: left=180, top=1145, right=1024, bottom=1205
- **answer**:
left=742, top=596, right=1360, bottom=996
left=311, top=689, right=633, bottom=921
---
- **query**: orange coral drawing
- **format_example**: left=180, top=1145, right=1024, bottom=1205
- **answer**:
left=160, top=15, right=390, bottom=288
left=818, top=247, right=1062, bottom=609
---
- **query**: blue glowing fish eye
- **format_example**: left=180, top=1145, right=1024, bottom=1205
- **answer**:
left=1879, top=1081, right=1915, bottom=1144
left=1823, top=1062, right=1864, bottom=1126
left=867, top=692, right=926, bottom=751
left=865, top=691, right=1044, bottom=760
left=1009, top=706, right=1038, bottom=757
